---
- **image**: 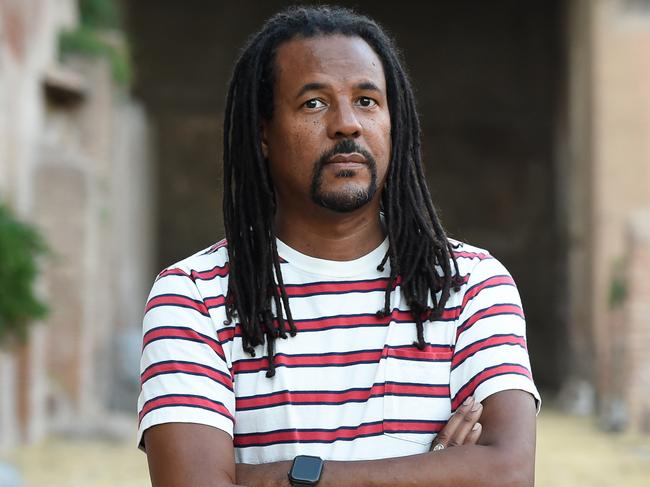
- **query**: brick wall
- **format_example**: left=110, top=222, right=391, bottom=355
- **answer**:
left=625, top=210, right=650, bottom=432
left=587, top=0, right=650, bottom=428
left=0, top=0, right=154, bottom=451
left=0, top=0, right=77, bottom=452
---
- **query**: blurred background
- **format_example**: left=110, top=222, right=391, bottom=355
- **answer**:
left=0, top=0, right=649, bottom=485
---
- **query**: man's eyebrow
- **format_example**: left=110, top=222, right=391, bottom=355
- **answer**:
left=295, top=80, right=383, bottom=98
left=355, top=81, right=381, bottom=92
left=296, top=82, right=328, bottom=98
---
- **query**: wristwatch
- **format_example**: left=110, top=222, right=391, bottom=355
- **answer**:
left=288, top=455, right=324, bottom=486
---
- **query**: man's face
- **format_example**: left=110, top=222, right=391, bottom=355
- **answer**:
left=262, top=35, right=391, bottom=214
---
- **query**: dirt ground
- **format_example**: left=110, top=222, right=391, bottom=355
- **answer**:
left=4, top=408, right=650, bottom=486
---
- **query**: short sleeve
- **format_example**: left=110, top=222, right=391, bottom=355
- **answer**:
left=449, top=257, right=541, bottom=412
left=137, top=269, right=235, bottom=450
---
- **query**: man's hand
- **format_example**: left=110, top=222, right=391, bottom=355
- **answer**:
left=148, top=390, right=533, bottom=487
left=430, top=395, right=483, bottom=451
left=236, top=395, right=484, bottom=486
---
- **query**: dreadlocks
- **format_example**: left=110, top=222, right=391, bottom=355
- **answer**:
left=222, top=5, right=463, bottom=377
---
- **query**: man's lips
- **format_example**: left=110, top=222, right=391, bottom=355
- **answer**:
left=326, top=152, right=368, bottom=166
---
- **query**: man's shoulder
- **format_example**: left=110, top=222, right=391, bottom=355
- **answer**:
left=448, top=238, right=492, bottom=261
left=447, top=238, right=516, bottom=289
left=155, top=238, right=231, bottom=282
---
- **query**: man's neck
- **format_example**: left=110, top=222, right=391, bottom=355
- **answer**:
left=274, top=204, right=385, bottom=261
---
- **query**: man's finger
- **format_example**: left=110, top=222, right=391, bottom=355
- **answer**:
left=448, top=400, right=482, bottom=447
left=464, top=422, right=482, bottom=445
left=432, top=396, right=482, bottom=449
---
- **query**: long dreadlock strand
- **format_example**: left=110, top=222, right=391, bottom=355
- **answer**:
left=270, top=236, right=297, bottom=337
left=222, top=5, right=462, bottom=374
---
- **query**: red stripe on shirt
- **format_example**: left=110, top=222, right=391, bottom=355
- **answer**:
left=456, top=304, right=524, bottom=337
left=143, top=326, right=226, bottom=361
left=451, top=334, right=526, bottom=370
left=384, top=381, right=450, bottom=397
left=234, top=419, right=445, bottom=447
left=234, top=421, right=385, bottom=447
left=204, top=239, right=228, bottom=254
left=232, top=349, right=383, bottom=374
left=138, top=394, right=233, bottom=425
left=145, top=294, right=210, bottom=316
left=453, top=250, right=492, bottom=260
left=217, top=308, right=461, bottom=343
left=236, top=386, right=382, bottom=410
left=235, top=382, right=449, bottom=411
left=204, top=295, right=226, bottom=309
left=283, top=276, right=403, bottom=297
left=461, top=275, right=515, bottom=309
left=309, top=307, right=459, bottom=329
left=233, top=343, right=454, bottom=374
left=386, top=344, right=453, bottom=361
left=383, top=419, right=446, bottom=435
left=296, top=313, right=389, bottom=332
left=159, top=264, right=229, bottom=281
left=217, top=326, right=237, bottom=343
left=141, top=360, right=233, bottom=391
left=452, top=363, right=532, bottom=410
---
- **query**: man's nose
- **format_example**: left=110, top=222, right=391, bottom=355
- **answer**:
left=327, top=102, right=362, bottom=139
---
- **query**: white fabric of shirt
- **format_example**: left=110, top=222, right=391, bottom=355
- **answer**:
left=138, top=237, right=540, bottom=463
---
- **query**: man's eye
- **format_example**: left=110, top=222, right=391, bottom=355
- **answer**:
left=304, top=99, right=325, bottom=109
left=357, top=97, right=377, bottom=108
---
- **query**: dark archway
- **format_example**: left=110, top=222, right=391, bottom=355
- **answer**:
left=124, top=0, right=567, bottom=391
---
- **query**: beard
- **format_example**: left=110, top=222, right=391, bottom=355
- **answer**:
left=309, top=139, right=378, bottom=213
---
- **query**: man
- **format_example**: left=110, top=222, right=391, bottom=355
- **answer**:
left=138, top=6, right=540, bottom=487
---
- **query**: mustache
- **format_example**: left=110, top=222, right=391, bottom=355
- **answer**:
left=315, top=139, right=375, bottom=168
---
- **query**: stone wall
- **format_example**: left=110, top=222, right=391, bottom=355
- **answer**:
left=625, top=210, right=650, bottom=432
left=560, top=0, right=650, bottom=428
left=0, top=0, right=78, bottom=452
left=589, top=0, right=650, bottom=428
left=0, top=0, right=154, bottom=451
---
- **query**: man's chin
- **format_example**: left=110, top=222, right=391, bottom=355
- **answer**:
left=312, top=189, right=375, bottom=213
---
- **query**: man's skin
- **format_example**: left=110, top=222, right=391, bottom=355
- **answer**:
left=145, top=35, right=537, bottom=487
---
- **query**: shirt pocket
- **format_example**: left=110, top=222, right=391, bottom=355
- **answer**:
left=382, top=345, right=453, bottom=445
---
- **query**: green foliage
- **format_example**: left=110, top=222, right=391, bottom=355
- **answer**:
left=58, top=0, right=131, bottom=85
left=79, top=0, right=122, bottom=30
left=608, top=257, right=628, bottom=310
left=59, top=27, right=131, bottom=85
left=0, top=203, right=48, bottom=347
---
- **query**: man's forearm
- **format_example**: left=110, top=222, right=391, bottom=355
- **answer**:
left=329, top=443, right=532, bottom=487
left=236, top=391, right=536, bottom=487
left=237, top=444, right=531, bottom=487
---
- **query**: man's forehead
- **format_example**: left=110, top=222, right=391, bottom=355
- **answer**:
left=273, top=34, right=386, bottom=92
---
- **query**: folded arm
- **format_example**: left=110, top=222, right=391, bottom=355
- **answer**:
left=145, top=389, right=536, bottom=487
left=237, top=390, right=535, bottom=487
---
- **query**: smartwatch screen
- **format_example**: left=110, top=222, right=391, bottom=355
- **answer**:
left=290, top=455, right=323, bottom=484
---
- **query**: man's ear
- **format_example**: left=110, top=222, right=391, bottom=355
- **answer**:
left=261, top=120, right=269, bottom=159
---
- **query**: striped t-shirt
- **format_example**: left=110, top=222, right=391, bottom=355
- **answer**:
left=137, top=237, right=540, bottom=463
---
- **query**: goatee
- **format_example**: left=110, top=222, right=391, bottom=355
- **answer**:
left=309, top=139, right=378, bottom=213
